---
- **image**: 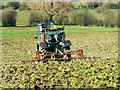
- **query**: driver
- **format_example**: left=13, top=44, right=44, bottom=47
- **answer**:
left=48, top=35, right=56, bottom=43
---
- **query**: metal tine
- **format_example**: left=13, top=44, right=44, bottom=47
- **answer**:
left=20, top=50, right=100, bottom=62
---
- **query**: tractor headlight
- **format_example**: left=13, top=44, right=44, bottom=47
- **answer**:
left=48, top=45, right=50, bottom=48
left=35, top=34, right=37, bottom=39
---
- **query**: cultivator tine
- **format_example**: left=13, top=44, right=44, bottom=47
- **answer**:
left=20, top=56, right=100, bottom=62
left=76, top=49, right=84, bottom=59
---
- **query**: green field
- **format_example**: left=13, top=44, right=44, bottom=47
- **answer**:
left=2, top=25, right=118, bottom=39
left=1, top=26, right=119, bottom=88
left=16, top=11, right=30, bottom=26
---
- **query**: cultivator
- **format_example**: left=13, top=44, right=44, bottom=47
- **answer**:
left=20, top=22, right=100, bottom=63
left=21, top=49, right=100, bottom=63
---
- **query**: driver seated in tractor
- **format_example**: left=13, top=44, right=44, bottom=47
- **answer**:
left=48, top=35, right=57, bottom=52
left=48, top=35, right=57, bottom=43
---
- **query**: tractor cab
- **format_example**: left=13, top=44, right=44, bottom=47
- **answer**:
left=36, top=22, right=71, bottom=54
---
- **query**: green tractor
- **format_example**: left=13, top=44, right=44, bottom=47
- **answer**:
left=20, top=22, right=100, bottom=63
left=35, top=22, right=71, bottom=61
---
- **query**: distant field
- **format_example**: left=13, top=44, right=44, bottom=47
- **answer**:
left=16, top=11, right=30, bottom=26
left=71, top=8, right=118, bottom=21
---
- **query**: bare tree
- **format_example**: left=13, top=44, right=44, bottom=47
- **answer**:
left=42, top=2, right=74, bottom=22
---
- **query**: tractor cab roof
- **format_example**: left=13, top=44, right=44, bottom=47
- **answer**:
left=37, top=22, right=65, bottom=35
left=43, top=27, right=65, bottom=35
left=45, top=30, right=64, bottom=35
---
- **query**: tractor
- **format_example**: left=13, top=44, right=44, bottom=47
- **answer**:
left=35, top=22, right=71, bottom=62
left=21, top=22, right=100, bottom=63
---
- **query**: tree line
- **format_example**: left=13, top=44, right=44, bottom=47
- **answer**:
left=1, top=2, right=119, bottom=27
left=1, top=2, right=119, bottom=10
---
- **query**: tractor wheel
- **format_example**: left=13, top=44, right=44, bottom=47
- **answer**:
left=64, top=46, right=71, bottom=52
left=57, top=45, right=64, bottom=54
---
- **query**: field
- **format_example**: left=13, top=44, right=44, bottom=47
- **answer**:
left=1, top=25, right=119, bottom=88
